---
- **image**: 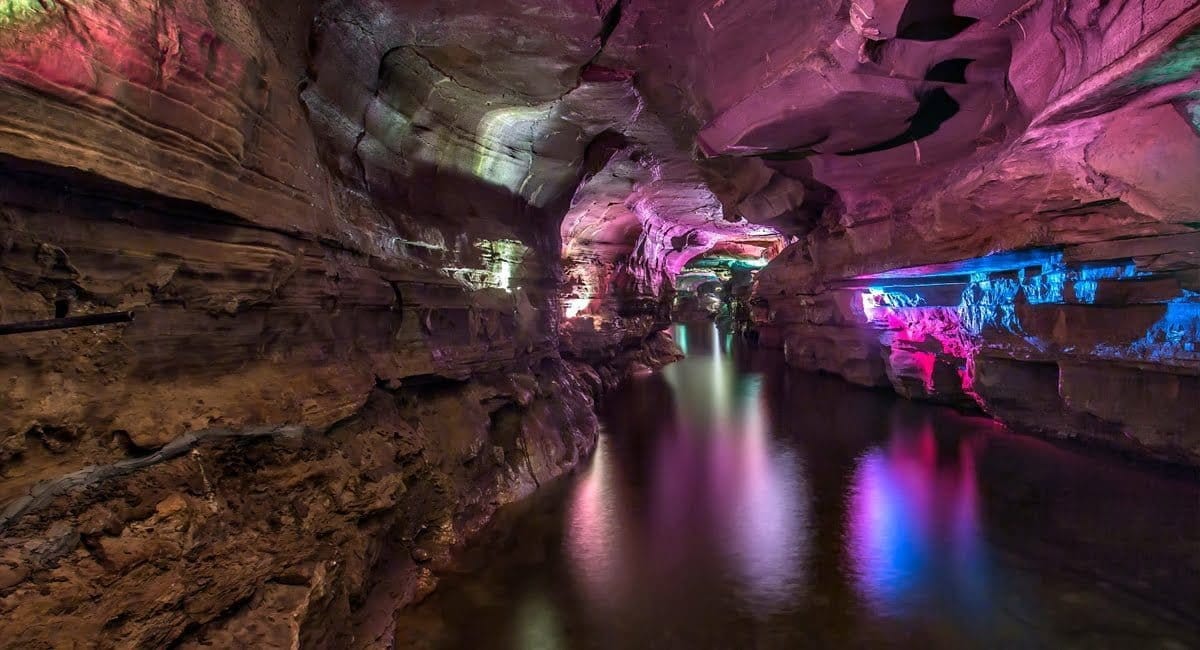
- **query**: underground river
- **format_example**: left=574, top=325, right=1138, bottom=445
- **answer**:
left=393, top=323, right=1200, bottom=649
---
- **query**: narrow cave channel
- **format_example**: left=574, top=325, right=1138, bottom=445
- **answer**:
left=1, top=1, right=1199, bottom=649
left=390, top=322, right=1200, bottom=649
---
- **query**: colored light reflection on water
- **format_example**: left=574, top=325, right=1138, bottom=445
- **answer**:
left=649, top=325, right=809, bottom=615
left=672, top=322, right=688, bottom=356
left=391, top=322, right=1200, bottom=649
left=848, top=421, right=991, bottom=619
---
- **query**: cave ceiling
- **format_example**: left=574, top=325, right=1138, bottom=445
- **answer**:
left=0, top=0, right=1196, bottom=290
left=299, top=0, right=1200, bottom=286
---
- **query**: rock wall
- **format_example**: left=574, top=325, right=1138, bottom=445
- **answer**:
left=0, top=1, right=684, bottom=646
left=746, top=3, right=1200, bottom=465
left=0, top=358, right=602, bottom=648
left=757, top=242, right=1200, bottom=464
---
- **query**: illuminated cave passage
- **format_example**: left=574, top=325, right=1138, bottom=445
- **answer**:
left=0, top=1, right=1198, bottom=647
left=395, top=324, right=1200, bottom=648
left=669, top=236, right=785, bottom=327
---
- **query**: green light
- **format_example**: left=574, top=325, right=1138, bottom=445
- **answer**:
left=1128, top=29, right=1200, bottom=88
left=1186, top=95, right=1200, bottom=134
left=685, top=256, right=770, bottom=272
left=674, top=323, right=689, bottom=355
left=442, top=238, right=528, bottom=291
left=0, top=0, right=52, bottom=26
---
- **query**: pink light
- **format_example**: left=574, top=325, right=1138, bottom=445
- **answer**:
left=860, top=289, right=983, bottom=401
left=644, top=354, right=808, bottom=616
left=912, top=351, right=937, bottom=392
left=564, top=435, right=630, bottom=611
left=847, top=420, right=991, bottom=616
left=723, top=384, right=807, bottom=611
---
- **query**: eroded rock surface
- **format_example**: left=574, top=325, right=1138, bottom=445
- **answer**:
left=0, top=0, right=1198, bottom=645
left=0, top=1, right=682, bottom=645
left=743, top=3, right=1200, bottom=464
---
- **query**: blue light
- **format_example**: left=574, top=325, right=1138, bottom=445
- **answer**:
left=1125, top=300, right=1200, bottom=362
left=1072, top=279, right=1099, bottom=304
left=862, top=287, right=927, bottom=321
left=859, top=248, right=1063, bottom=280
left=959, top=276, right=1022, bottom=334
left=858, top=248, right=1195, bottom=366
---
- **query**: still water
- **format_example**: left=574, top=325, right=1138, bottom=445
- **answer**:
left=395, top=323, right=1200, bottom=649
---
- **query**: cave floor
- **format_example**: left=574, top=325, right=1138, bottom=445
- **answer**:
left=390, top=323, right=1200, bottom=649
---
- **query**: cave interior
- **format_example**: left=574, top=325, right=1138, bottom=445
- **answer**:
left=0, top=0, right=1198, bottom=646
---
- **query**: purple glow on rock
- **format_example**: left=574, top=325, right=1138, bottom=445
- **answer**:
left=862, top=288, right=980, bottom=398
left=559, top=149, right=785, bottom=326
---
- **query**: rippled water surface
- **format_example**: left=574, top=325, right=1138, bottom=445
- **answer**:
left=395, top=323, right=1200, bottom=649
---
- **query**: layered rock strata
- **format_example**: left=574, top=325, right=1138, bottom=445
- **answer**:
left=0, top=1, right=686, bottom=645
left=744, top=2, right=1200, bottom=464
left=757, top=243, right=1200, bottom=463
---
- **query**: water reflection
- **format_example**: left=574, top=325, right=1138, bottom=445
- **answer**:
left=722, top=375, right=808, bottom=613
left=848, top=417, right=991, bottom=619
left=567, top=323, right=810, bottom=619
left=564, top=434, right=630, bottom=612
left=393, top=322, right=1200, bottom=650
left=513, top=592, right=564, bottom=650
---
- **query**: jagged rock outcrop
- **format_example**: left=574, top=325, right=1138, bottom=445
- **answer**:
left=1, top=357, right=605, bottom=648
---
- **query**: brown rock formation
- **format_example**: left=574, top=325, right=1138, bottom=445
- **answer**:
left=0, top=1, right=680, bottom=645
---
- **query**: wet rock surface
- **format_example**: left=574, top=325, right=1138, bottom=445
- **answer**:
left=0, top=359, right=608, bottom=648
